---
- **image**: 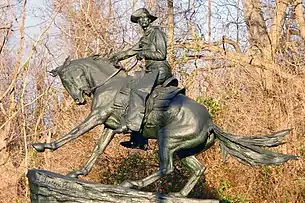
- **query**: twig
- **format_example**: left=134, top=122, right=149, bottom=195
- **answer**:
left=0, top=23, right=12, bottom=54
left=0, top=81, right=54, bottom=131
left=0, top=102, right=7, bottom=115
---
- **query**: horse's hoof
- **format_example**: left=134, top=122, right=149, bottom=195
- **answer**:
left=32, top=143, right=45, bottom=152
left=67, top=171, right=81, bottom=178
left=120, top=180, right=133, bottom=188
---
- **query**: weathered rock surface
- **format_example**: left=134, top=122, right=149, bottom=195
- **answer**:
left=27, top=169, right=219, bottom=203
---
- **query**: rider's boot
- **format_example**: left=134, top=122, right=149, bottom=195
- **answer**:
left=118, top=72, right=156, bottom=149
left=115, top=92, right=148, bottom=149
left=113, top=118, right=132, bottom=133
left=114, top=118, right=148, bottom=150
left=120, top=132, right=148, bottom=150
left=114, top=124, right=148, bottom=150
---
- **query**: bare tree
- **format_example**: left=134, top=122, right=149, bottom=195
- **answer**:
left=293, top=0, right=305, bottom=40
left=167, top=0, right=174, bottom=67
left=208, top=0, right=212, bottom=43
left=0, top=1, right=304, bottom=202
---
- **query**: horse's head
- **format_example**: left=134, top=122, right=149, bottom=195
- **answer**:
left=50, top=56, right=91, bottom=105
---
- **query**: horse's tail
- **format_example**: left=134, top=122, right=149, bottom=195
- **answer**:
left=212, top=125, right=298, bottom=166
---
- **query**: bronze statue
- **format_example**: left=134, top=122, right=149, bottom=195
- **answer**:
left=32, top=55, right=297, bottom=197
left=29, top=8, right=298, bottom=201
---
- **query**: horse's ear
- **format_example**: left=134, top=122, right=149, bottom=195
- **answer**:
left=48, top=69, right=58, bottom=77
left=55, top=56, right=71, bottom=74
left=63, top=56, right=71, bottom=67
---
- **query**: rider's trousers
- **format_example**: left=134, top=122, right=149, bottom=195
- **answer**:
left=126, top=67, right=171, bottom=131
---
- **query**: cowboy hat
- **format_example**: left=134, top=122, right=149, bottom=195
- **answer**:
left=130, top=8, right=157, bottom=23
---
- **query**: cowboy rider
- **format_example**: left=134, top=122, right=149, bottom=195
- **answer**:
left=109, top=8, right=173, bottom=136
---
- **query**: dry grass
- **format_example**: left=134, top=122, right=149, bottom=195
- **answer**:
left=189, top=65, right=305, bottom=202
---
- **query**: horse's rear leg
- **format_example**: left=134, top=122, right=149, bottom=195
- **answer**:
left=67, top=128, right=114, bottom=178
left=120, top=129, right=175, bottom=188
left=179, top=155, right=205, bottom=196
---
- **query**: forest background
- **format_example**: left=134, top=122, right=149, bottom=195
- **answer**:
left=0, top=0, right=304, bottom=202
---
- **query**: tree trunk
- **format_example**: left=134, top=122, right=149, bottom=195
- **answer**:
left=243, top=0, right=272, bottom=59
left=132, top=0, right=136, bottom=11
left=0, top=0, right=27, bottom=103
left=269, top=0, right=289, bottom=55
left=242, top=0, right=274, bottom=90
left=167, top=0, right=174, bottom=68
left=293, top=0, right=305, bottom=40
left=208, top=0, right=212, bottom=43
left=146, top=0, right=155, bottom=11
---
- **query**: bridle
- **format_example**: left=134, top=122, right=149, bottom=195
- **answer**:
left=90, top=60, right=139, bottom=92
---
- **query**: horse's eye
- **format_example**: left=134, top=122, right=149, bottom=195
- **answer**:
left=80, top=75, right=86, bottom=80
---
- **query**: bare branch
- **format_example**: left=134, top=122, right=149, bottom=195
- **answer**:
left=0, top=10, right=58, bottom=102
left=0, top=102, right=7, bottom=115
left=216, top=36, right=242, bottom=53
left=0, top=82, right=54, bottom=131
left=0, top=26, right=12, bottom=30
left=174, top=36, right=242, bottom=53
left=0, top=0, right=27, bottom=105
left=0, top=23, right=12, bottom=54
left=293, top=0, right=305, bottom=40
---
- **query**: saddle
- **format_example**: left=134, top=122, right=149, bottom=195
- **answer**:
left=162, top=77, right=178, bottom=87
left=112, top=76, right=185, bottom=118
left=145, top=84, right=185, bottom=112
left=113, top=76, right=184, bottom=150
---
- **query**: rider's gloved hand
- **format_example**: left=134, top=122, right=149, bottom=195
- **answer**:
left=108, top=53, right=119, bottom=63
left=108, top=53, right=121, bottom=68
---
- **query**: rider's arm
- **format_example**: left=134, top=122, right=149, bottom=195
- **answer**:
left=116, top=41, right=141, bottom=61
left=139, top=29, right=167, bottom=61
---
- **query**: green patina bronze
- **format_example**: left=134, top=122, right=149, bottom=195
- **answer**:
left=32, top=55, right=297, bottom=197
left=31, top=8, right=297, bottom=199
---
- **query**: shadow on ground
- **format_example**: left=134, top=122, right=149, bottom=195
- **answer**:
left=99, top=153, right=221, bottom=200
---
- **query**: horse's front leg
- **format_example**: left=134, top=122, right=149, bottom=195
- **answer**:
left=67, top=128, right=114, bottom=178
left=32, top=110, right=108, bottom=152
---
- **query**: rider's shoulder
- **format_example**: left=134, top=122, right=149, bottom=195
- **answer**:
left=152, top=26, right=164, bottom=31
left=151, top=26, right=166, bottom=35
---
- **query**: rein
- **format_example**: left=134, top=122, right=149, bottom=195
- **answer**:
left=90, top=60, right=138, bottom=92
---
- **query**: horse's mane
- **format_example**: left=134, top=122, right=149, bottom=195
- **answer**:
left=51, top=56, right=127, bottom=78
left=85, top=57, right=127, bottom=77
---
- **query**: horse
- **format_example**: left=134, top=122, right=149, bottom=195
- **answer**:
left=32, top=56, right=297, bottom=197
